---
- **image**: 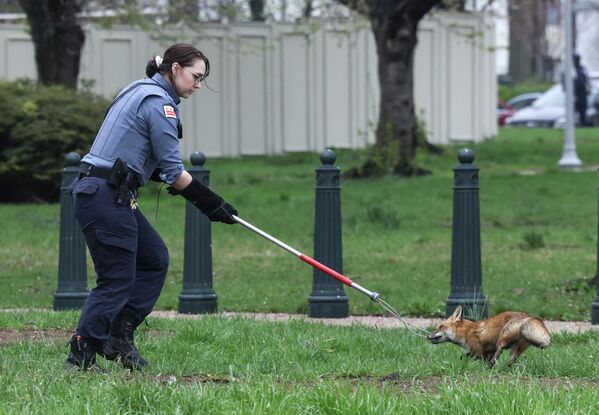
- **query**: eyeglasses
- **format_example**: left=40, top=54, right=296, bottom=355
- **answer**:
left=182, top=66, right=206, bottom=85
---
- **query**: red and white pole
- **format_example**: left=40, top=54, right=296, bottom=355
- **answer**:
left=233, top=215, right=380, bottom=301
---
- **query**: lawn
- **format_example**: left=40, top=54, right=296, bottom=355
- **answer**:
left=1, top=310, right=599, bottom=414
left=2, top=127, right=599, bottom=320
left=3, top=127, right=599, bottom=414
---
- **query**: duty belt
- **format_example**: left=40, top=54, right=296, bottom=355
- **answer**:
left=79, top=162, right=140, bottom=191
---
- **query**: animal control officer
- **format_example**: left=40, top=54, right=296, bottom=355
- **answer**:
left=66, top=43, right=237, bottom=370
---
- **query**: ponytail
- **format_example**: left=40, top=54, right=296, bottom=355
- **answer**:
left=146, top=55, right=164, bottom=77
left=145, top=44, right=210, bottom=80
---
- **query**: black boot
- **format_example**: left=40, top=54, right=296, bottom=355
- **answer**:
left=102, top=307, right=149, bottom=369
left=66, top=335, right=101, bottom=371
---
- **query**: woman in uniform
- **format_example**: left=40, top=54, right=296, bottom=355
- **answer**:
left=67, top=43, right=237, bottom=370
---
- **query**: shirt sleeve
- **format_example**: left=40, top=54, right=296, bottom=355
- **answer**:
left=138, top=96, right=185, bottom=184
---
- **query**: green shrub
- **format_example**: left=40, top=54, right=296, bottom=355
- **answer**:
left=0, top=79, right=109, bottom=202
left=365, top=204, right=401, bottom=229
left=520, top=230, right=545, bottom=250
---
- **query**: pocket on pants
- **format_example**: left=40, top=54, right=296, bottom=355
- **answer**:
left=91, top=229, right=137, bottom=282
left=73, top=180, right=102, bottom=229
left=74, top=181, right=100, bottom=196
left=95, top=229, right=136, bottom=252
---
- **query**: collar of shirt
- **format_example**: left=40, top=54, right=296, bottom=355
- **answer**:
left=151, top=73, right=181, bottom=105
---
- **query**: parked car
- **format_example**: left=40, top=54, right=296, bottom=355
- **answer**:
left=506, top=73, right=599, bottom=128
left=497, top=100, right=514, bottom=126
left=506, top=92, right=543, bottom=110
left=497, top=93, right=542, bottom=126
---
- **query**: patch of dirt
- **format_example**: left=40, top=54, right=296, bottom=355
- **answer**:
left=152, top=373, right=599, bottom=393
left=501, top=376, right=599, bottom=389
left=336, top=373, right=599, bottom=393
left=153, top=374, right=236, bottom=385
left=517, top=169, right=544, bottom=176
left=0, top=328, right=169, bottom=346
left=0, top=328, right=70, bottom=346
left=337, top=373, right=443, bottom=394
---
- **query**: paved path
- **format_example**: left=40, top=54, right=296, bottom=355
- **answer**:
left=150, top=311, right=599, bottom=335
left=1, top=308, right=597, bottom=334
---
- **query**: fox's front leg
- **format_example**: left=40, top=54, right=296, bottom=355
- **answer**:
left=484, top=351, right=496, bottom=367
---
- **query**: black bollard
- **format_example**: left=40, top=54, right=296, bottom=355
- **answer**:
left=308, top=149, right=349, bottom=318
left=178, top=152, right=217, bottom=314
left=592, top=168, right=599, bottom=324
left=53, top=152, right=89, bottom=310
left=445, top=148, right=488, bottom=320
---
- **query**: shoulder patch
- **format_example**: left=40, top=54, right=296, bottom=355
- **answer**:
left=163, top=105, right=177, bottom=119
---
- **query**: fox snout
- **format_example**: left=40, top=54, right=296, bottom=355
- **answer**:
left=428, top=331, right=448, bottom=344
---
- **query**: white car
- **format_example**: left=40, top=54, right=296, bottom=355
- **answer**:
left=506, top=73, right=599, bottom=128
left=506, top=92, right=542, bottom=110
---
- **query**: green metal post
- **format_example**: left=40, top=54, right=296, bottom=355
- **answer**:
left=592, top=168, right=599, bottom=324
left=308, top=149, right=349, bottom=318
left=445, top=148, right=488, bottom=320
left=178, top=152, right=217, bottom=314
left=53, top=152, right=89, bottom=310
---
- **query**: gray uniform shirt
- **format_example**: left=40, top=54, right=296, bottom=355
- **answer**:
left=82, top=73, right=184, bottom=185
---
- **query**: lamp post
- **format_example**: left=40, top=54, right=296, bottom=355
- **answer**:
left=558, top=0, right=582, bottom=170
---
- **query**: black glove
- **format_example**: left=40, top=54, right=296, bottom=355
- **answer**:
left=167, top=186, right=180, bottom=195
left=175, top=178, right=238, bottom=224
left=207, top=202, right=238, bottom=225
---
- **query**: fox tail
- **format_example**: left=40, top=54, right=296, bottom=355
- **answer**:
left=522, top=318, right=551, bottom=348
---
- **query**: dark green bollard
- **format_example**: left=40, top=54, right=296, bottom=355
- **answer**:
left=445, top=148, right=488, bottom=320
left=592, top=169, right=599, bottom=324
left=178, top=152, right=217, bottom=314
left=53, top=152, right=89, bottom=310
left=308, top=149, right=349, bottom=318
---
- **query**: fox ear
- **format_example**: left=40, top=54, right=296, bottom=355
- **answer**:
left=450, top=306, right=463, bottom=320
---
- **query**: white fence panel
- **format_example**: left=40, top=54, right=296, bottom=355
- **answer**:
left=0, top=14, right=496, bottom=158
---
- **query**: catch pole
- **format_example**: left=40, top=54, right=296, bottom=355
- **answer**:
left=233, top=215, right=380, bottom=301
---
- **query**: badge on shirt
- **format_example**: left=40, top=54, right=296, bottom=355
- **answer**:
left=163, top=105, right=177, bottom=119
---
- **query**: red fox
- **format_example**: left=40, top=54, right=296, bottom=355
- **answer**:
left=427, top=305, right=551, bottom=366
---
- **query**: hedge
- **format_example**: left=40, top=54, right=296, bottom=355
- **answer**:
left=0, top=79, right=110, bottom=202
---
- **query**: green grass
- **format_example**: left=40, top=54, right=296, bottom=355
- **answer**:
left=2, top=128, right=599, bottom=319
left=1, top=310, right=599, bottom=414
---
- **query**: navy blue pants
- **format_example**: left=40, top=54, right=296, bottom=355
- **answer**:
left=72, top=177, right=169, bottom=342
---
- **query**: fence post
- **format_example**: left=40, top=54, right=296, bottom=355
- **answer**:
left=308, top=149, right=349, bottom=318
left=178, top=151, right=217, bottom=314
left=445, top=148, right=488, bottom=320
left=592, top=168, right=599, bottom=324
left=53, top=152, right=89, bottom=310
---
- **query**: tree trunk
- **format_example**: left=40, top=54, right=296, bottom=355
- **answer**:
left=372, top=15, right=418, bottom=175
left=249, top=0, right=265, bottom=21
left=508, top=0, right=547, bottom=82
left=368, top=1, right=440, bottom=176
left=303, top=0, right=313, bottom=18
left=339, top=1, right=440, bottom=178
left=18, top=0, right=85, bottom=89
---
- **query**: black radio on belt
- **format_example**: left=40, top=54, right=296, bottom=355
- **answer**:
left=107, top=159, right=135, bottom=206
left=80, top=159, right=139, bottom=206
left=107, top=158, right=128, bottom=188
